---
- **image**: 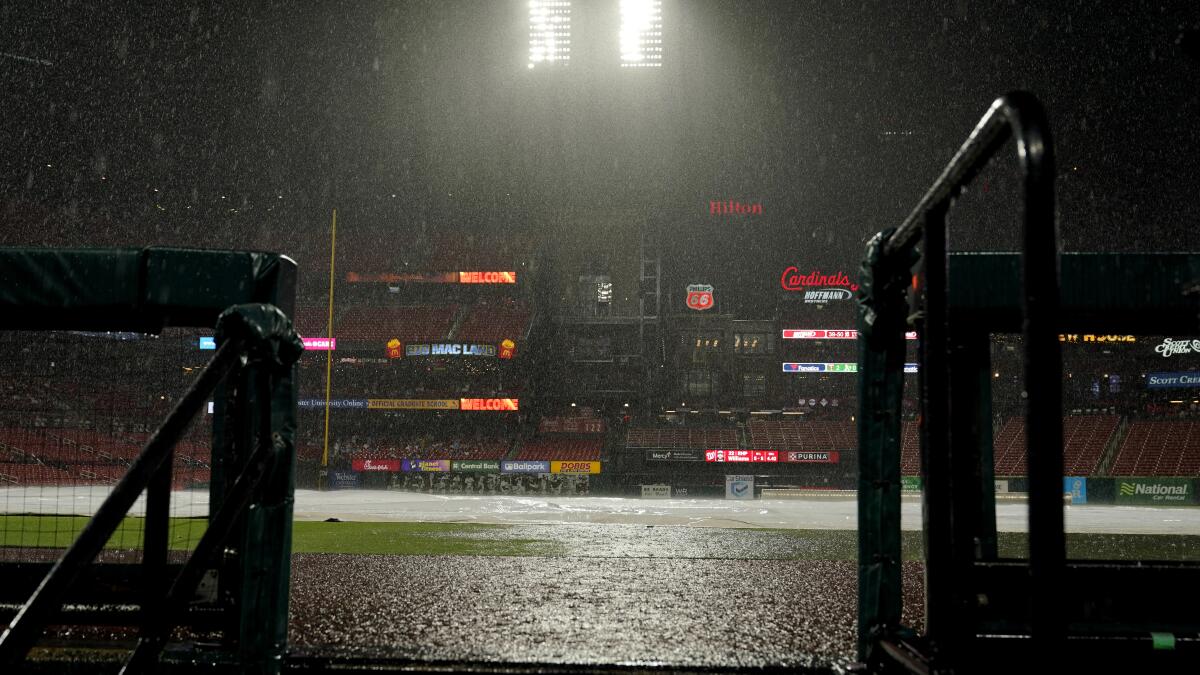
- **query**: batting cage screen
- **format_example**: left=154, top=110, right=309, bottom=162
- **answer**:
left=0, top=247, right=299, bottom=675
left=0, top=328, right=212, bottom=562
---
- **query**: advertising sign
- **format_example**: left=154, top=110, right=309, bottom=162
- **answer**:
left=725, top=474, right=755, bottom=500
left=302, top=337, right=337, bottom=350
left=1147, top=372, right=1200, bottom=389
left=901, top=476, right=923, bottom=492
left=782, top=362, right=918, bottom=373
left=453, top=460, right=501, bottom=472
left=782, top=329, right=917, bottom=340
left=1059, top=334, right=1136, bottom=344
left=539, top=417, right=606, bottom=434
left=499, top=338, right=517, bottom=360
left=405, top=343, right=497, bottom=357
left=386, top=338, right=403, bottom=359
left=199, top=336, right=216, bottom=350
left=460, top=398, right=520, bottom=411
left=641, top=485, right=672, bottom=499
left=1154, top=338, right=1200, bottom=358
left=346, top=271, right=459, bottom=284
left=459, top=271, right=517, bottom=284
left=686, top=283, right=715, bottom=311
left=646, top=449, right=703, bottom=462
left=784, top=451, right=841, bottom=463
left=402, top=459, right=452, bottom=472
left=705, top=449, right=778, bottom=463
left=367, top=398, right=459, bottom=410
left=550, top=461, right=601, bottom=474
left=298, top=398, right=368, bottom=409
left=330, top=470, right=360, bottom=489
left=1116, top=478, right=1192, bottom=504
left=352, top=458, right=401, bottom=472
left=501, top=460, right=551, bottom=474
left=1064, top=476, right=1087, bottom=505
left=782, top=362, right=859, bottom=372
left=780, top=268, right=859, bottom=304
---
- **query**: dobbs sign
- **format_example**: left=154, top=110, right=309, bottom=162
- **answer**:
left=551, top=461, right=601, bottom=474
left=1116, top=478, right=1193, bottom=504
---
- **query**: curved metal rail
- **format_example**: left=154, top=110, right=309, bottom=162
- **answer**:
left=857, top=91, right=1061, bottom=667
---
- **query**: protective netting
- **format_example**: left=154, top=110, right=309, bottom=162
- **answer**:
left=0, top=328, right=213, bottom=562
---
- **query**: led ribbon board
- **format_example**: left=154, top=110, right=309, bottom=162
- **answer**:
left=782, top=362, right=918, bottom=373
left=782, top=329, right=917, bottom=340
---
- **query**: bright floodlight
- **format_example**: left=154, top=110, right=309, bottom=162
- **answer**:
left=529, top=1, right=571, bottom=69
left=619, top=0, right=662, bottom=67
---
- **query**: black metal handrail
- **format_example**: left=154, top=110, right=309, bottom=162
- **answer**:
left=877, top=91, right=1062, bottom=650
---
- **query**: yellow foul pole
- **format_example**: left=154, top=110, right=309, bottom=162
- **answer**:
left=321, top=209, right=337, bottom=471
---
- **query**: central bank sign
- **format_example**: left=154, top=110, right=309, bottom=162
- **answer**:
left=1116, top=478, right=1192, bottom=504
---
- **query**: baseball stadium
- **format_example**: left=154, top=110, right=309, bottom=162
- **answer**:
left=3, top=2, right=1200, bottom=674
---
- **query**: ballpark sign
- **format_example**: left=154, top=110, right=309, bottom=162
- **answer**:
left=686, top=284, right=715, bottom=311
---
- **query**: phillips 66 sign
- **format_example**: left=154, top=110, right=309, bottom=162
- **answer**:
left=686, top=284, right=714, bottom=311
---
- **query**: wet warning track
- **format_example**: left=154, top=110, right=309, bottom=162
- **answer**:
left=287, top=524, right=927, bottom=670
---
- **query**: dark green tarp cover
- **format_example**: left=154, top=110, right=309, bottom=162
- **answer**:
left=0, top=247, right=296, bottom=332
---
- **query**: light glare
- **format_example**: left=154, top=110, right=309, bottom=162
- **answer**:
left=529, top=1, right=570, bottom=69
left=620, top=0, right=662, bottom=67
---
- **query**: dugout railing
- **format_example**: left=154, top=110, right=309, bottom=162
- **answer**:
left=856, top=92, right=1200, bottom=672
left=0, top=248, right=300, bottom=674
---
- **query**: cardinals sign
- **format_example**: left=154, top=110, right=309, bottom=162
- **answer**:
left=686, top=284, right=714, bottom=311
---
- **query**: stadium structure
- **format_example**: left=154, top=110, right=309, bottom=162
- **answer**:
left=0, top=93, right=1198, bottom=674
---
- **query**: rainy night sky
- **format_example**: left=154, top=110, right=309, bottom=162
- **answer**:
left=2, top=1, right=1198, bottom=316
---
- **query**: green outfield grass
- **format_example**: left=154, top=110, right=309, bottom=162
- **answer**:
left=0, top=515, right=208, bottom=550
left=0, top=516, right=558, bottom=556
left=1, top=515, right=1199, bottom=560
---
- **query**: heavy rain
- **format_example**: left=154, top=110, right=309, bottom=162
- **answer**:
left=1, top=1, right=1199, bottom=673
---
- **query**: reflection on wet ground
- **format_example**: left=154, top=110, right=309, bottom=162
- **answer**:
left=290, top=553, right=926, bottom=669
left=439, top=521, right=861, bottom=559
left=287, top=524, right=926, bottom=669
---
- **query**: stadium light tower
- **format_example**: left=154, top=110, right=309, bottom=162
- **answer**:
left=528, top=0, right=571, bottom=69
left=619, top=0, right=662, bottom=67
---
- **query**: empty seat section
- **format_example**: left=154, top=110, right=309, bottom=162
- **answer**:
left=456, top=302, right=531, bottom=343
left=336, top=305, right=458, bottom=342
left=1110, top=420, right=1200, bottom=476
left=515, top=438, right=603, bottom=461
